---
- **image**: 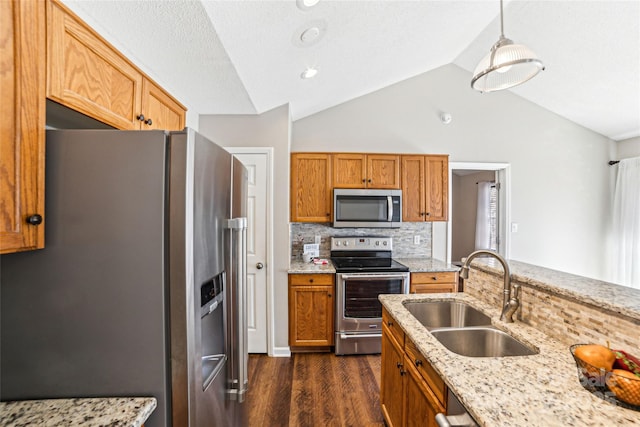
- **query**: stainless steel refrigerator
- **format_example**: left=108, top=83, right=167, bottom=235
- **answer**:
left=0, top=129, right=248, bottom=427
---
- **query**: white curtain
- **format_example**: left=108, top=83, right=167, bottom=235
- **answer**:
left=475, top=182, right=492, bottom=250
left=612, top=157, right=640, bottom=289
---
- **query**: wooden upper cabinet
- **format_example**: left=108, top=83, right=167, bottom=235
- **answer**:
left=401, top=155, right=449, bottom=222
left=141, top=78, right=185, bottom=131
left=333, top=153, right=400, bottom=189
left=425, top=155, right=448, bottom=221
left=46, top=0, right=185, bottom=130
left=290, top=153, right=332, bottom=222
left=1, top=0, right=46, bottom=254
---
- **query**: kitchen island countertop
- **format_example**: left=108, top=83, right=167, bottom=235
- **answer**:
left=380, top=292, right=640, bottom=426
left=0, top=397, right=157, bottom=427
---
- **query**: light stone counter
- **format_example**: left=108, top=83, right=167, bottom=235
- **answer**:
left=0, top=397, right=156, bottom=427
left=380, top=293, right=640, bottom=426
left=288, top=260, right=336, bottom=273
left=288, top=258, right=458, bottom=274
left=394, top=258, right=459, bottom=273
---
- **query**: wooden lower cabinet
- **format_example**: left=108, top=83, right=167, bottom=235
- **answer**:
left=381, top=308, right=447, bottom=427
left=381, top=324, right=405, bottom=427
left=410, top=272, right=458, bottom=294
left=288, top=274, right=335, bottom=348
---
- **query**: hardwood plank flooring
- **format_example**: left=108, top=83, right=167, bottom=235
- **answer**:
left=246, top=353, right=385, bottom=427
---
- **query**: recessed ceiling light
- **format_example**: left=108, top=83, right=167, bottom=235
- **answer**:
left=296, top=0, right=320, bottom=11
left=301, top=68, right=318, bottom=79
left=291, top=19, right=327, bottom=48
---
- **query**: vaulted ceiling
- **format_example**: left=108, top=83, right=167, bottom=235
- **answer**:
left=62, top=0, right=640, bottom=141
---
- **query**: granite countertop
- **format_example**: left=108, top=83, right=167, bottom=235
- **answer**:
left=288, top=257, right=459, bottom=274
left=0, top=397, right=157, bottom=427
left=380, top=293, right=640, bottom=426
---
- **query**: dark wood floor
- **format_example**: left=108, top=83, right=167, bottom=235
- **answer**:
left=246, top=353, right=385, bottom=427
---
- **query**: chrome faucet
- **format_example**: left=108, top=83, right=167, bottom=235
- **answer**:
left=459, top=250, right=520, bottom=323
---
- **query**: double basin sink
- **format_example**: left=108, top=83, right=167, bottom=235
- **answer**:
left=403, top=300, right=538, bottom=357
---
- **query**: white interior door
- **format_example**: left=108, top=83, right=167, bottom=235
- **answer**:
left=228, top=150, right=269, bottom=353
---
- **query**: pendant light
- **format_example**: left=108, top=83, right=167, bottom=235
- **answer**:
left=471, top=0, right=544, bottom=92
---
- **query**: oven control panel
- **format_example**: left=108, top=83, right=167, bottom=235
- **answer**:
left=330, top=236, right=393, bottom=251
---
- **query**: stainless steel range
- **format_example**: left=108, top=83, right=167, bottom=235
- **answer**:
left=331, top=236, right=409, bottom=355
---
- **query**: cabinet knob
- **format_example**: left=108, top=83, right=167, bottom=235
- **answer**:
left=396, top=361, right=402, bottom=368
left=387, top=320, right=393, bottom=327
left=399, top=369, right=406, bottom=376
left=326, top=213, right=330, bottom=216
left=309, top=278, right=314, bottom=283
left=368, top=179, right=372, bottom=183
left=426, top=212, right=431, bottom=216
left=136, top=114, right=145, bottom=121
left=362, top=179, right=366, bottom=183
left=145, top=118, right=153, bottom=125
left=327, top=293, right=332, bottom=297
left=256, top=262, right=264, bottom=270
left=415, top=359, right=423, bottom=367
left=26, top=214, right=43, bottom=226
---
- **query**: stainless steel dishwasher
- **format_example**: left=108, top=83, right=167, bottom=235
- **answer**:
left=435, top=389, right=479, bottom=427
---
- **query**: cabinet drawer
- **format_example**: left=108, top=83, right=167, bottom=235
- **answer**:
left=382, top=307, right=404, bottom=348
left=405, top=338, right=447, bottom=406
left=289, top=273, right=334, bottom=286
left=410, top=283, right=457, bottom=294
left=411, top=272, right=456, bottom=284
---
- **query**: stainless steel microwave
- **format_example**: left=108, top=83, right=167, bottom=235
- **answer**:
left=333, top=189, right=402, bottom=228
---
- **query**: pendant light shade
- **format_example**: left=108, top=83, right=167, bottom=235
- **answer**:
left=471, top=1, right=544, bottom=92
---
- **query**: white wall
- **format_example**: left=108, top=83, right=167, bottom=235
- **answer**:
left=293, top=64, right=616, bottom=281
left=617, top=137, right=640, bottom=159
left=199, top=105, right=291, bottom=353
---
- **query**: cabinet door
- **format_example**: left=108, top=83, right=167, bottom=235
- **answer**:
left=425, top=155, right=448, bottom=221
left=1, top=0, right=46, bottom=254
left=367, top=154, right=400, bottom=189
left=290, top=153, right=332, bottom=222
left=401, top=155, right=426, bottom=221
left=288, top=282, right=334, bottom=346
left=333, top=153, right=366, bottom=188
left=47, top=0, right=143, bottom=130
left=140, top=78, right=186, bottom=131
left=404, top=357, right=444, bottom=427
left=381, top=327, right=405, bottom=427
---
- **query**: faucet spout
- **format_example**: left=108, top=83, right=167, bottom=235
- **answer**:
left=460, top=250, right=518, bottom=323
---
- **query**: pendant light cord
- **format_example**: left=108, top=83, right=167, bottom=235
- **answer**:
left=499, top=0, right=505, bottom=37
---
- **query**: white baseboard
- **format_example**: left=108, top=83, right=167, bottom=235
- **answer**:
left=269, top=346, right=291, bottom=357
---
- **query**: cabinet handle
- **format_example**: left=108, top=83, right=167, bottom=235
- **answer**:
left=387, top=320, right=393, bottom=327
left=26, top=214, right=43, bottom=226
left=145, top=118, right=153, bottom=125
left=396, top=361, right=402, bottom=368
left=136, top=114, right=145, bottom=121
left=399, top=369, right=406, bottom=376
left=432, top=276, right=437, bottom=281
left=415, top=359, right=423, bottom=367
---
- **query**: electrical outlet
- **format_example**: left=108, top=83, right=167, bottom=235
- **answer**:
left=511, top=223, right=519, bottom=233
left=315, top=235, right=321, bottom=244
left=413, top=235, right=420, bottom=245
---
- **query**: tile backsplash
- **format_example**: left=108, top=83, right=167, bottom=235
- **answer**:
left=290, top=222, right=432, bottom=261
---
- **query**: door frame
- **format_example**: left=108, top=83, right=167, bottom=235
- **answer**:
left=440, top=162, right=511, bottom=263
left=225, top=147, right=275, bottom=356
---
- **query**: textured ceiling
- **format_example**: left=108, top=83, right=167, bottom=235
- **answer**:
left=61, top=1, right=640, bottom=141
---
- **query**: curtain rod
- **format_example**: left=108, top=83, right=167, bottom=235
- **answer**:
left=609, top=160, right=620, bottom=166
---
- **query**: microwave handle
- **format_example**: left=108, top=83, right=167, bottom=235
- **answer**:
left=387, top=196, right=393, bottom=222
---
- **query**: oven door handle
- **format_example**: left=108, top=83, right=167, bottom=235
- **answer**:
left=339, top=273, right=408, bottom=280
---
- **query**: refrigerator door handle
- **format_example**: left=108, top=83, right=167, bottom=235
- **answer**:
left=227, top=217, right=248, bottom=402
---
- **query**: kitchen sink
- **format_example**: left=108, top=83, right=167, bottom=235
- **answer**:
left=430, top=327, right=539, bottom=357
left=403, top=300, right=492, bottom=330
